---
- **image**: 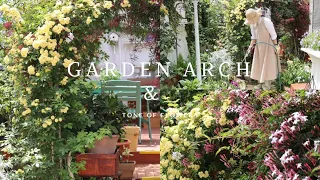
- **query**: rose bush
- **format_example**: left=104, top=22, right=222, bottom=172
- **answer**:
left=161, top=90, right=320, bottom=179
left=0, top=0, right=161, bottom=179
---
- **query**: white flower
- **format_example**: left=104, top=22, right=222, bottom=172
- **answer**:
left=66, top=33, right=74, bottom=43
left=290, top=126, right=296, bottom=132
left=172, top=152, right=183, bottom=161
left=314, top=140, right=320, bottom=151
left=303, top=140, right=310, bottom=147
left=297, top=163, right=302, bottom=169
left=275, top=174, right=283, bottom=180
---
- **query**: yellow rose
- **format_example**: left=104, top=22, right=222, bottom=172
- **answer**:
left=61, top=6, right=73, bottom=14
left=93, top=9, right=101, bottom=18
left=184, top=140, right=191, bottom=147
left=203, top=115, right=214, bottom=128
left=22, top=108, right=31, bottom=116
left=0, top=4, right=10, bottom=12
left=42, top=123, right=48, bottom=128
left=20, top=98, right=27, bottom=107
left=60, top=76, right=68, bottom=85
left=198, top=171, right=209, bottom=178
left=104, top=1, right=113, bottom=9
left=86, top=17, right=92, bottom=24
left=26, top=87, right=31, bottom=94
left=52, top=24, right=64, bottom=34
left=46, top=119, right=52, bottom=126
left=31, top=99, right=39, bottom=107
left=171, top=134, right=180, bottom=143
left=63, top=59, right=74, bottom=68
left=219, top=112, right=227, bottom=126
left=59, top=17, right=70, bottom=25
left=60, top=107, right=69, bottom=113
left=27, top=65, right=36, bottom=75
left=20, top=48, right=29, bottom=58
left=15, top=169, right=24, bottom=174
left=195, top=127, right=203, bottom=138
left=120, top=0, right=131, bottom=8
left=4, top=56, right=10, bottom=64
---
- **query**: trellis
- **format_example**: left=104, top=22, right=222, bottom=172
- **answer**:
left=310, top=0, right=320, bottom=32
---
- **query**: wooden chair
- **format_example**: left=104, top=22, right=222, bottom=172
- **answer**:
left=99, top=80, right=152, bottom=144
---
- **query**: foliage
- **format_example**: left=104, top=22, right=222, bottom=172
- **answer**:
left=0, top=71, right=16, bottom=122
left=161, top=90, right=320, bottom=179
left=204, top=49, right=233, bottom=81
left=86, top=93, right=127, bottom=135
left=160, top=78, right=233, bottom=111
left=263, top=0, right=310, bottom=57
left=184, top=0, right=224, bottom=53
left=0, top=0, right=160, bottom=178
left=219, top=0, right=255, bottom=61
left=301, top=30, right=320, bottom=51
left=100, top=69, right=121, bottom=83
left=121, top=147, right=134, bottom=163
left=280, top=58, right=311, bottom=87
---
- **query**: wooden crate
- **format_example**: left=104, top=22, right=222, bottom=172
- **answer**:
left=76, top=149, right=120, bottom=177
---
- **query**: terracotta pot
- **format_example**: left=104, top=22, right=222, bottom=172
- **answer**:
left=77, top=149, right=120, bottom=177
left=88, top=135, right=119, bottom=154
left=119, top=161, right=136, bottom=179
left=116, top=139, right=131, bottom=155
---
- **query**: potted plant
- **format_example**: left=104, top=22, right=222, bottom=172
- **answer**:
left=86, top=92, right=128, bottom=154
left=116, top=137, right=131, bottom=155
left=119, top=148, right=136, bottom=179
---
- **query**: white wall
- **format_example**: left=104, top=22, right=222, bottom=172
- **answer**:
left=98, top=33, right=153, bottom=79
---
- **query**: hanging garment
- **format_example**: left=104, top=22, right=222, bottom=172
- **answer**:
left=250, top=17, right=281, bottom=83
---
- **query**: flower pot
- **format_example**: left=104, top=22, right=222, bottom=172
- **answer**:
left=76, top=149, right=120, bottom=177
left=117, top=139, right=131, bottom=155
left=119, top=161, right=136, bottom=179
left=123, top=126, right=140, bottom=152
left=88, top=135, right=119, bottom=154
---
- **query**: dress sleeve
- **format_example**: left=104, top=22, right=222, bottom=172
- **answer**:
left=250, top=25, right=256, bottom=40
left=264, top=18, right=277, bottom=40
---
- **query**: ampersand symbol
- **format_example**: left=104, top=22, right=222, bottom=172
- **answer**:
left=144, top=86, right=159, bottom=101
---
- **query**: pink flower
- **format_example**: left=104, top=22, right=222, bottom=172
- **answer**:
left=204, top=141, right=214, bottom=153
left=195, top=152, right=202, bottom=159
left=182, top=158, right=190, bottom=167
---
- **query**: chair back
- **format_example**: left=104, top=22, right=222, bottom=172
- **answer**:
left=101, top=80, right=141, bottom=114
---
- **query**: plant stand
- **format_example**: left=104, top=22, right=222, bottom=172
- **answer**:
left=301, top=48, right=320, bottom=89
left=76, top=149, right=122, bottom=179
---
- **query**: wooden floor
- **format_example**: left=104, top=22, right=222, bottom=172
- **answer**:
left=128, top=127, right=160, bottom=180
